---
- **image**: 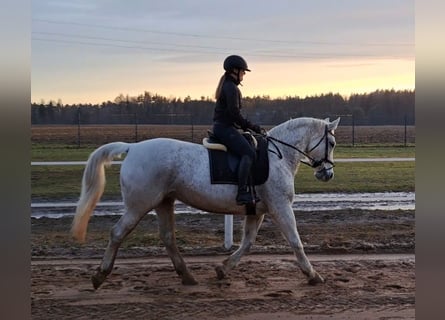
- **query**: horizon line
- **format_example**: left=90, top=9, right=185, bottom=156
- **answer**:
left=32, top=87, right=415, bottom=105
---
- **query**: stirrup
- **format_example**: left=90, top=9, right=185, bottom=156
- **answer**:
left=236, top=189, right=256, bottom=205
left=236, top=197, right=255, bottom=206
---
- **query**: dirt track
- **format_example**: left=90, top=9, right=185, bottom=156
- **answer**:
left=31, top=254, right=414, bottom=319
left=31, top=210, right=415, bottom=319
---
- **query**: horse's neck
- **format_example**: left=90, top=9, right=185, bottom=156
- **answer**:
left=270, top=118, right=314, bottom=149
left=269, top=118, right=317, bottom=172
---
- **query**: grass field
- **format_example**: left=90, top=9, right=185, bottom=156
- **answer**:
left=31, top=124, right=415, bottom=200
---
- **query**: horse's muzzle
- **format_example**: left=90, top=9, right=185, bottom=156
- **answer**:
left=315, top=167, right=334, bottom=181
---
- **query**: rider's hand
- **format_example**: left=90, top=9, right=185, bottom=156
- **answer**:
left=251, top=124, right=262, bottom=134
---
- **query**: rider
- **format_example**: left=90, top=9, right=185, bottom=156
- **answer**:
left=212, top=55, right=263, bottom=205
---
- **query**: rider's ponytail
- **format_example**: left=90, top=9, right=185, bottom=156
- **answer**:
left=215, top=73, right=226, bottom=100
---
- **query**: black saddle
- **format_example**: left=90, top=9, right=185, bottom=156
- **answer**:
left=204, top=131, right=269, bottom=185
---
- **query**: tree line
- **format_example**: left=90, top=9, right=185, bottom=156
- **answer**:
left=31, top=89, right=414, bottom=126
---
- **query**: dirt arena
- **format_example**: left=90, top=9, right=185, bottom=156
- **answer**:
left=31, top=124, right=416, bottom=146
left=31, top=209, right=414, bottom=319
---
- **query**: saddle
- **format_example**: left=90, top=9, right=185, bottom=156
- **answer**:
left=203, top=131, right=269, bottom=186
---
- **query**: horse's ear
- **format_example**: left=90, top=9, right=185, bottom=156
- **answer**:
left=328, top=117, right=340, bottom=131
left=324, top=117, right=330, bottom=122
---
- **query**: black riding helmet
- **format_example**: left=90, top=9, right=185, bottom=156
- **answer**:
left=223, top=55, right=251, bottom=72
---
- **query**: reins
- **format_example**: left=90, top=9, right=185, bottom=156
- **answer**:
left=265, top=125, right=335, bottom=170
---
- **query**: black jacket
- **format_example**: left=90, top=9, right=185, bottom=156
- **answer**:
left=213, top=76, right=254, bottom=130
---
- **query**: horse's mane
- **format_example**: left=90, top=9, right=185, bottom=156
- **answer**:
left=268, top=117, right=324, bottom=140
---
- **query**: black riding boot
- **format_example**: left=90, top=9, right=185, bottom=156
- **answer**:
left=236, top=156, right=255, bottom=205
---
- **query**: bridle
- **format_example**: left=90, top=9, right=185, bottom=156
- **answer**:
left=266, top=125, right=335, bottom=172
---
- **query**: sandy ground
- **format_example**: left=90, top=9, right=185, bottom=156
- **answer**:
left=31, top=209, right=415, bottom=319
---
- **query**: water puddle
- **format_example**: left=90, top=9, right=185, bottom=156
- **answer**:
left=31, top=192, right=414, bottom=219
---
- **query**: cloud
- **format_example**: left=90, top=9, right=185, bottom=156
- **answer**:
left=31, top=0, right=414, bottom=104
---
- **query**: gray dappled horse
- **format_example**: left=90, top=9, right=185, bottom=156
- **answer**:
left=71, top=117, right=340, bottom=289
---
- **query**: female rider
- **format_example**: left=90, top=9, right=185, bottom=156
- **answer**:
left=212, top=55, right=263, bottom=205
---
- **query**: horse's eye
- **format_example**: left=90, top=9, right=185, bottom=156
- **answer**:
left=329, top=142, right=335, bottom=148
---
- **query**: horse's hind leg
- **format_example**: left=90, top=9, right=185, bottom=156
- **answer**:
left=271, top=205, right=324, bottom=285
left=215, top=214, right=265, bottom=280
left=155, top=198, right=198, bottom=285
left=92, top=208, right=146, bottom=289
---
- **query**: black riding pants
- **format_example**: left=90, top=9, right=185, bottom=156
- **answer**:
left=212, top=123, right=256, bottom=161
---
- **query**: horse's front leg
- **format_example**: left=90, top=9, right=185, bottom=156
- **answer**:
left=270, top=204, right=324, bottom=285
left=215, top=213, right=265, bottom=280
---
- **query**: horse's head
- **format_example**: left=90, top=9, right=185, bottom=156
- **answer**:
left=306, top=117, right=340, bottom=182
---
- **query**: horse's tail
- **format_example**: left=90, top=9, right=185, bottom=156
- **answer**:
left=71, top=142, right=130, bottom=243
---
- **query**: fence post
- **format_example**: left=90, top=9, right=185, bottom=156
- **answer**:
left=404, top=114, right=407, bottom=147
left=191, top=112, right=194, bottom=143
left=77, top=107, right=81, bottom=147
left=224, top=215, right=233, bottom=250
left=352, top=114, right=355, bottom=147
left=134, top=112, right=138, bottom=142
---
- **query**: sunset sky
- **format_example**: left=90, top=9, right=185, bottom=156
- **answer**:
left=31, top=0, right=414, bottom=105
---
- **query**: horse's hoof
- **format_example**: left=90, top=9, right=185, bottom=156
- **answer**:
left=91, top=272, right=107, bottom=290
left=308, top=273, right=325, bottom=286
left=182, top=277, right=198, bottom=286
left=215, top=265, right=226, bottom=280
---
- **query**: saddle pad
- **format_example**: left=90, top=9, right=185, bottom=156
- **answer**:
left=208, top=135, right=269, bottom=185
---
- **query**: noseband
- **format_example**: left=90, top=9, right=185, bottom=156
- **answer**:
left=266, top=125, right=335, bottom=172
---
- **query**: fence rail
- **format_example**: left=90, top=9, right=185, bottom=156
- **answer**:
left=31, top=158, right=414, bottom=166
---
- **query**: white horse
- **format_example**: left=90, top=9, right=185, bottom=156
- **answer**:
left=71, top=117, right=340, bottom=289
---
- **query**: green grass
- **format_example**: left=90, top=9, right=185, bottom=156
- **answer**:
left=31, top=143, right=415, bottom=200
left=334, top=145, right=415, bottom=158
left=294, top=161, right=415, bottom=193
left=32, top=165, right=121, bottom=201
left=32, top=143, right=98, bottom=161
